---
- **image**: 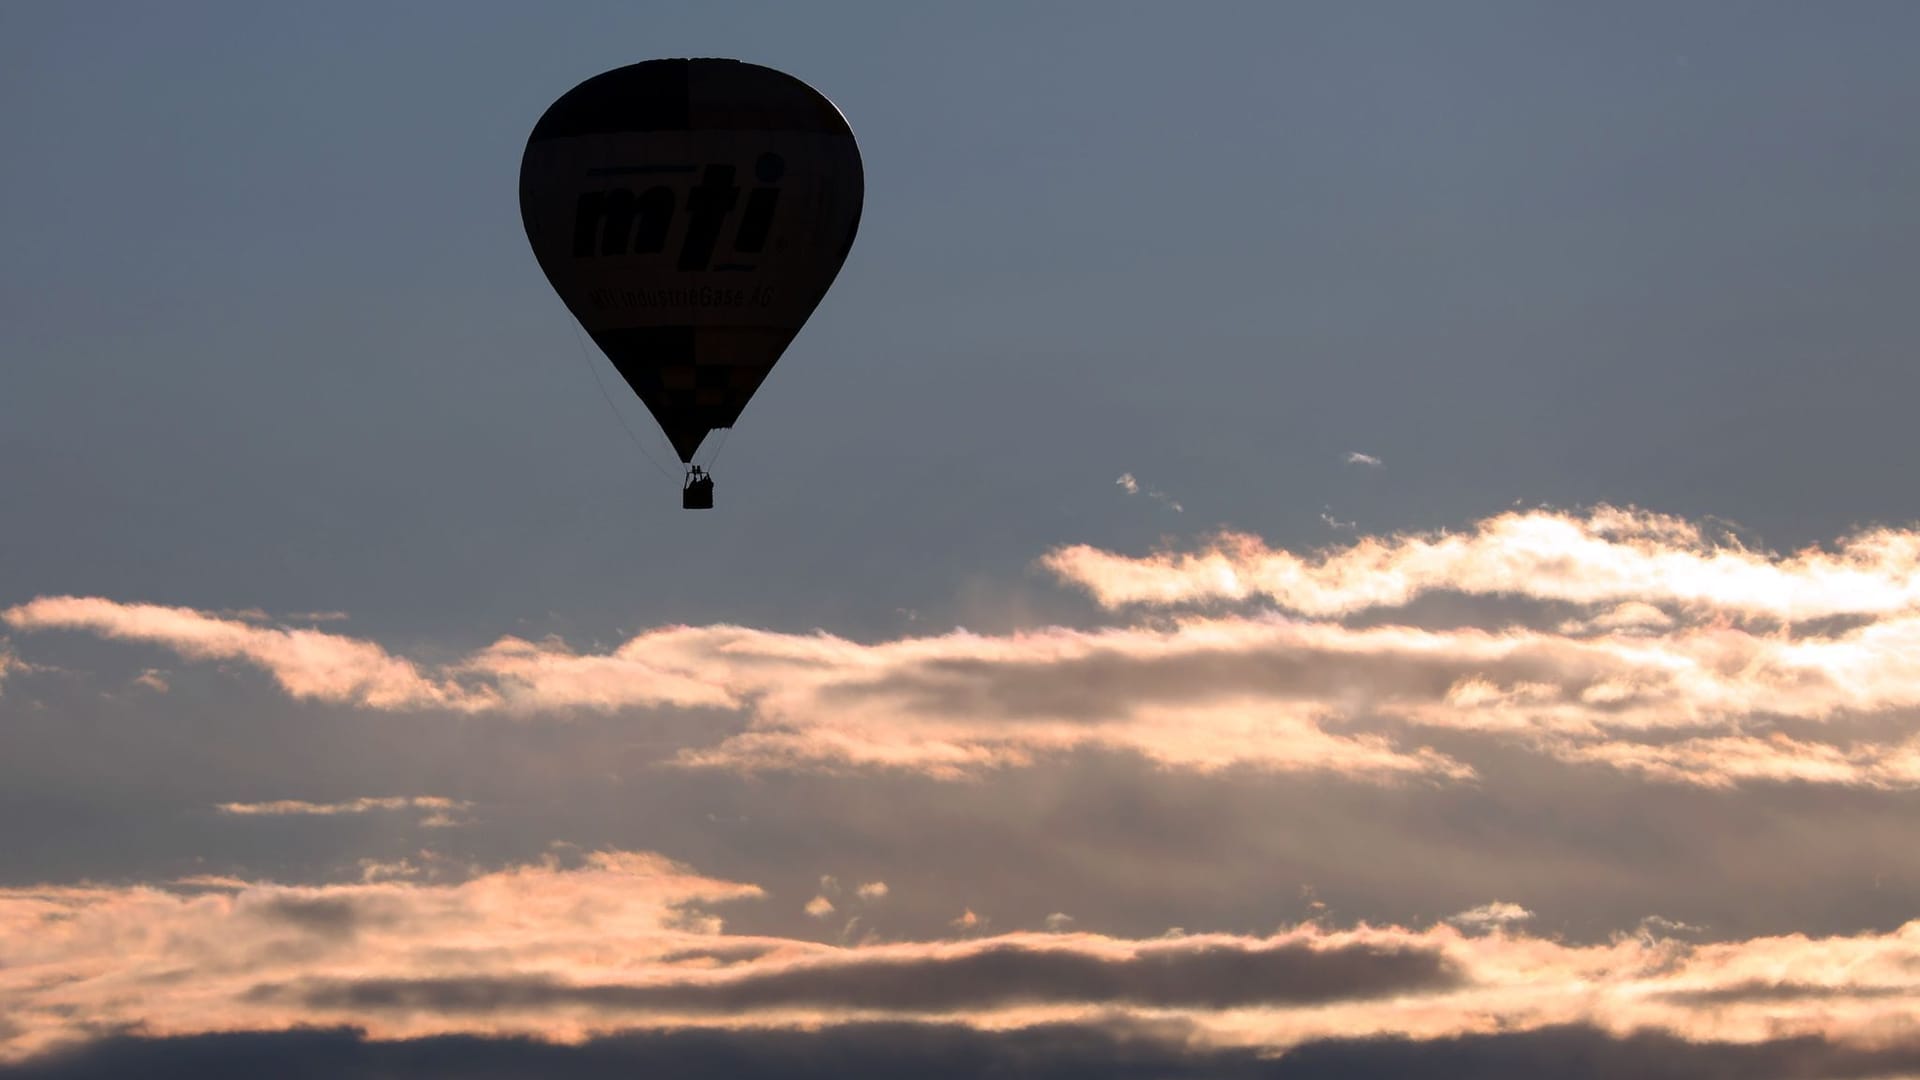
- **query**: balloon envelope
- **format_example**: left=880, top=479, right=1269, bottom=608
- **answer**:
left=520, top=59, right=863, bottom=462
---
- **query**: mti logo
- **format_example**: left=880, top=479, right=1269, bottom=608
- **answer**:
left=572, top=153, right=785, bottom=271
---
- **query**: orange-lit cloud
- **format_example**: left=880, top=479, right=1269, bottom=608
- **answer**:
left=215, top=796, right=475, bottom=828
left=216, top=796, right=470, bottom=817
left=1, top=597, right=493, bottom=711
left=12, top=508, right=1920, bottom=789
left=1448, top=901, right=1533, bottom=930
left=0, top=850, right=767, bottom=1060
left=8, top=855, right=1920, bottom=1064
left=1042, top=506, right=1920, bottom=621
left=1115, top=472, right=1183, bottom=513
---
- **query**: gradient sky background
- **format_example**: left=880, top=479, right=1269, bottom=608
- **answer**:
left=7, top=3, right=1920, bottom=1077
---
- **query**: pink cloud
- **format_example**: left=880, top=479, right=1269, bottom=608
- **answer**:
left=216, top=796, right=474, bottom=826
left=15, top=507, right=1920, bottom=789
left=0, top=850, right=773, bottom=1059
left=1, top=597, right=494, bottom=711
left=1041, top=505, right=1920, bottom=621
left=216, top=796, right=469, bottom=816
left=8, top=855, right=1920, bottom=1063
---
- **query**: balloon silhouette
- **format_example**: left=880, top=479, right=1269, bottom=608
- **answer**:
left=520, top=59, right=863, bottom=508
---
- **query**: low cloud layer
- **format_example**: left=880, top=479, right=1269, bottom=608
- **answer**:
left=8, top=852, right=1920, bottom=1066
left=14, top=1023, right=1920, bottom=1080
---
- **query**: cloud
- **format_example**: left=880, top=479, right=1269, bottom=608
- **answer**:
left=212, top=608, right=347, bottom=624
left=1345, top=452, right=1383, bottom=467
left=171, top=875, right=250, bottom=890
left=0, top=1022, right=1267, bottom=1080
left=856, top=882, right=889, bottom=902
left=805, top=896, right=835, bottom=919
left=20, top=1022, right=1920, bottom=1080
left=1637, top=916, right=1700, bottom=941
left=1114, top=473, right=1182, bottom=513
left=1, top=598, right=496, bottom=712
left=215, top=796, right=469, bottom=819
left=24, top=1023, right=1920, bottom=1080
left=2, top=601, right=1474, bottom=784
left=1271, top=1025, right=1920, bottom=1080
left=12, top=851, right=1920, bottom=1067
left=272, top=935, right=1457, bottom=1015
left=1041, top=505, right=1920, bottom=621
left=0, top=850, right=768, bottom=1059
left=355, top=859, right=422, bottom=884
left=0, top=641, right=51, bottom=696
left=18, top=507, right=1920, bottom=790
left=1448, top=901, right=1533, bottom=932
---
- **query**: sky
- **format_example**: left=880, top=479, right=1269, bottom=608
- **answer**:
left=6, top=2, right=1920, bottom=1076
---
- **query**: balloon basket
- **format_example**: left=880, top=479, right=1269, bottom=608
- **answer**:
left=682, top=468, right=715, bottom=510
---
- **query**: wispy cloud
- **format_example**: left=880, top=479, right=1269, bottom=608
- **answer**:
left=0, top=598, right=726, bottom=713
left=1448, top=901, right=1533, bottom=932
left=213, top=608, right=348, bottom=623
left=1115, top=473, right=1183, bottom=513
left=170, top=874, right=250, bottom=890
left=216, top=796, right=472, bottom=826
left=1345, top=452, right=1383, bottom=468
left=2, top=598, right=494, bottom=711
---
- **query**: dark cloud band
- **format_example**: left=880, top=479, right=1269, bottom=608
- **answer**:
left=258, top=939, right=1457, bottom=1015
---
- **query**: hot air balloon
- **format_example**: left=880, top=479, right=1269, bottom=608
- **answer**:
left=519, top=59, right=864, bottom=509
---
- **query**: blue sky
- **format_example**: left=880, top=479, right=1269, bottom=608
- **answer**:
left=7, top=3, right=1920, bottom=1076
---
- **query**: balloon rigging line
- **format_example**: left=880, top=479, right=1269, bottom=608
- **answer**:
left=569, top=319, right=675, bottom=480
left=700, top=425, right=731, bottom=469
